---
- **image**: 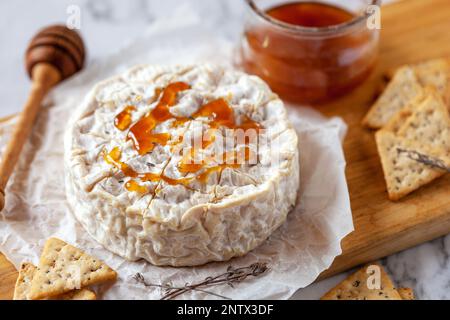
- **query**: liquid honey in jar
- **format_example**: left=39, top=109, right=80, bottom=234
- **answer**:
left=239, top=0, right=380, bottom=104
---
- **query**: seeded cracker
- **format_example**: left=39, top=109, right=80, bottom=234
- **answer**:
left=375, top=88, right=449, bottom=200
left=375, top=130, right=444, bottom=201
left=396, top=89, right=450, bottom=166
left=412, top=58, right=450, bottom=106
left=13, top=262, right=36, bottom=300
left=13, top=262, right=97, bottom=300
left=383, top=91, right=427, bottom=134
left=29, top=238, right=117, bottom=300
left=321, top=262, right=402, bottom=300
left=398, top=288, right=415, bottom=300
left=363, top=67, right=424, bottom=129
left=382, top=58, right=450, bottom=106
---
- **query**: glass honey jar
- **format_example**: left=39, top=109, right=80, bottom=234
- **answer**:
left=238, top=0, right=381, bottom=104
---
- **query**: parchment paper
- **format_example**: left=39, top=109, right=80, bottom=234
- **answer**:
left=0, top=10, right=353, bottom=300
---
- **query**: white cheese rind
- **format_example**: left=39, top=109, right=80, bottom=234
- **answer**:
left=64, top=64, right=300, bottom=266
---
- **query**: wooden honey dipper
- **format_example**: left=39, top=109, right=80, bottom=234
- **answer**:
left=0, top=25, right=86, bottom=211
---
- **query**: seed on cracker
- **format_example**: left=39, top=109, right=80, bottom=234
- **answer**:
left=29, top=238, right=117, bottom=300
left=363, top=66, right=424, bottom=129
left=13, top=261, right=97, bottom=300
left=375, top=130, right=445, bottom=201
left=398, top=287, right=415, bottom=300
left=321, top=262, right=402, bottom=300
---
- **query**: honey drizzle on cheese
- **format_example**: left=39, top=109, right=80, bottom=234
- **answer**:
left=125, top=180, right=148, bottom=193
left=127, top=82, right=191, bottom=155
left=114, top=106, right=136, bottom=131
left=107, top=81, right=262, bottom=193
left=103, top=147, right=192, bottom=192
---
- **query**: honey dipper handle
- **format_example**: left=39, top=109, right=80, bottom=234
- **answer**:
left=0, top=63, right=61, bottom=211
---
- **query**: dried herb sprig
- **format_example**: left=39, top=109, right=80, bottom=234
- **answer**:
left=397, top=148, right=450, bottom=172
left=133, top=262, right=269, bottom=300
left=133, top=273, right=231, bottom=300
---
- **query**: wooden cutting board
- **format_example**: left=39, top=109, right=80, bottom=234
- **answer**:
left=1, top=0, right=450, bottom=300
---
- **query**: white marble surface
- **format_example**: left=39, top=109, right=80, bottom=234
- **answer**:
left=0, top=0, right=449, bottom=300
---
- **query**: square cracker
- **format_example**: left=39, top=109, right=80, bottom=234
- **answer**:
left=398, top=288, right=415, bottom=300
left=321, top=262, right=402, bottom=300
left=29, top=238, right=117, bottom=300
left=375, top=130, right=444, bottom=201
left=363, top=66, right=424, bottom=129
left=13, top=262, right=97, bottom=300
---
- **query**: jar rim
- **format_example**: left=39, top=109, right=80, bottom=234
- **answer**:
left=245, top=0, right=382, bottom=36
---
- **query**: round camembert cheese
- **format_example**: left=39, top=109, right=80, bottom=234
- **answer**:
left=64, top=65, right=299, bottom=266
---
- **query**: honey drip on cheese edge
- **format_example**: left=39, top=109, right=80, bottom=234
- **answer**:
left=109, top=81, right=262, bottom=193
